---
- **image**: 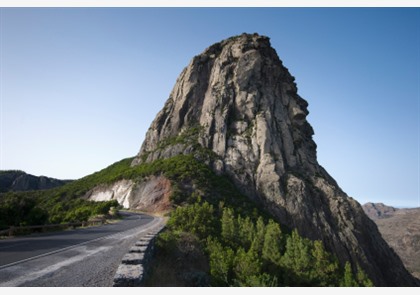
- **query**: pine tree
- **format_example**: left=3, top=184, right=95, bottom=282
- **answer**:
left=262, top=219, right=284, bottom=265
left=221, top=207, right=237, bottom=246
left=356, top=265, right=374, bottom=287
left=207, top=237, right=235, bottom=286
left=237, top=215, right=255, bottom=250
left=340, top=262, right=358, bottom=287
left=280, top=229, right=313, bottom=285
left=251, top=216, right=266, bottom=254
left=233, top=247, right=264, bottom=286
left=167, top=201, right=215, bottom=239
left=310, top=240, right=340, bottom=286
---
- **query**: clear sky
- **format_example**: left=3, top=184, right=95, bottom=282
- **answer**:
left=0, top=7, right=419, bottom=208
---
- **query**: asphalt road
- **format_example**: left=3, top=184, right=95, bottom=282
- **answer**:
left=0, top=212, right=165, bottom=286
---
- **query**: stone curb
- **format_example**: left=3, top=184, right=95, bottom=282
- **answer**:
left=113, top=219, right=165, bottom=287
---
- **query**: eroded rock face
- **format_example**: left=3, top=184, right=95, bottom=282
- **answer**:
left=85, top=176, right=172, bottom=213
left=131, top=33, right=418, bottom=286
left=86, top=179, right=135, bottom=208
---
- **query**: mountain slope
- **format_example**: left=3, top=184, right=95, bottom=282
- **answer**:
left=131, top=33, right=418, bottom=286
left=363, top=203, right=420, bottom=279
left=362, top=202, right=398, bottom=220
left=0, top=170, right=71, bottom=193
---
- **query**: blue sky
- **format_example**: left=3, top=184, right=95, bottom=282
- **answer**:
left=0, top=8, right=419, bottom=208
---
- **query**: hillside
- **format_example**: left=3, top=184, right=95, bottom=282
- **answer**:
left=0, top=161, right=134, bottom=229
left=363, top=203, right=420, bottom=279
left=0, top=170, right=71, bottom=193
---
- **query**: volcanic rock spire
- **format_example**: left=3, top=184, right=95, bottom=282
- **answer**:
left=132, top=33, right=418, bottom=286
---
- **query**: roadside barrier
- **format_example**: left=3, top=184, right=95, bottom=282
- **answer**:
left=0, top=218, right=106, bottom=237
left=113, top=224, right=165, bottom=287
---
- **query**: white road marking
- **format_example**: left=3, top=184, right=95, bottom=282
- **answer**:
left=0, top=216, right=165, bottom=286
left=0, top=245, right=110, bottom=286
left=0, top=216, right=160, bottom=270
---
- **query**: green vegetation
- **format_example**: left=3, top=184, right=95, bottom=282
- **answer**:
left=0, top=125, right=374, bottom=286
left=0, top=157, right=133, bottom=229
left=0, top=147, right=232, bottom=229
left=0, top=192, right=119, bottom=229
left=140, top=124, right=209, bottom=163
left=151, top=199, right=373, bottom=287
left=157, top=125, right=204, bottom=150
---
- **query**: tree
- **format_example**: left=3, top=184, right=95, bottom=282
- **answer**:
left=207, top=237, right=235, bottom=286
left=280, top=229, right=313, bottom=285
left=26, top=207, right=49, bottom=226
left=339, top=262, right=373, bottom=287
left=233, top=247, right=264, bottom=286
left=262, top=219, right=284, bottom=266
left=310, top=240, right=340, bottom=286
left=221, top=207, right=236, bottom=246
left=250, top=216, right=266, bottom=254
left=168, top=201, right=215, bottom=239
left=340, top=262, right=358, bottom=287
left=65, top=206, right=91, bottom=222
left=236, top=215, right=255, bottom=250
left=356, top=265, right=374, bottom=287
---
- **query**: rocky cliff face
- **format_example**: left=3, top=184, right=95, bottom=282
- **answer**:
left=131, top=33, right=418, bottom=286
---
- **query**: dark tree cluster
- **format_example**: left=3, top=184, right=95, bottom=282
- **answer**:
left=155, top=201, right=373, bottom=287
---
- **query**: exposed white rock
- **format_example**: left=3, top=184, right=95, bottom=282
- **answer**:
left=87, top=179, right=134, bottom=208
left=86, top=176, right=171, bottom=212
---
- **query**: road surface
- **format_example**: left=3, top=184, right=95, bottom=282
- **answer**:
left=0, top=212, right=165, bottom=286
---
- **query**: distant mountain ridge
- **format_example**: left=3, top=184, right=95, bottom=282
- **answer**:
left=0, top=170, right=72, bottom=193
left=362, top=202, right=399, bottom=220
left=362, top=202, right=420, bottom=279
